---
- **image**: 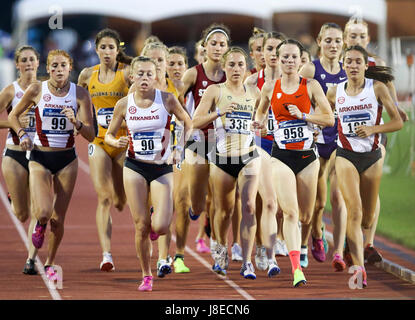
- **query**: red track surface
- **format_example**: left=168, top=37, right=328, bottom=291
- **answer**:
left=0, top=129, right=414, bottom=301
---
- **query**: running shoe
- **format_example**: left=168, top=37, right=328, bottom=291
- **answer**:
left=214, top=243, right=228, bottom=275
left=274, top=239, right=288, bottom=257
left=210, top=239, right=218, bottom=261
left=321, top=223, right=329, bottom=254
left=241, top=262, right=256, bottom=280
left=32, top=221, right=46, bottom=249
left=173, top=257, right=190, bottom=273
left=212, top=263, right=226, bottom=276
left=300, top=246, right=309, bottom=268
left=364, top=244, right=383, bottom=264
left=352, top=266, right=368, bottom=288
left=293, top=268, right=307, bottom=287
left=22, top=259, right=37, bottom=275
left=138, top=276, right=153, bottom=292
left=311, top=237, right=326, bottom=262
left=231, top=243, right=243, bottom=262
left=196, top=238, right=210, bottom=253
left=7, top=192, right=11, bottom=203
left=44, top=265, right=61, bottom=282
left=100, top=252, right=115, bottom=272
left=188, top=207, right=200, bottom=221
left=332, top=253, right=346, bottom=272
left=157, top=259, right=172, bottom=278
left=255, top=245, right=268, bottom=271
left=267, top=259, right=281, bottom=278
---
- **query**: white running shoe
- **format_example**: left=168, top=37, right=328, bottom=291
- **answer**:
left=274, top=239, right=288, bottom=256
left=267, top=259, right=281, bottom=278
left=100, top=252, right=115, bottom=272
left=241, top=262, right=256, bottom=280
left=210, top=238, right=218, bottom=261
left=231, top=243, right=243, bottom=261
left=255, top=245, right=268, bottom=271
left=216, top=243, right=229, bottom=270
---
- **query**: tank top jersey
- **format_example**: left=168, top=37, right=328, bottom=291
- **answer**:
left=313, top=59, right=347, bottom=145
left=214, top=83, right=255, bottom=155
left=88, top=63, right=129, bottom=139
left=336, top=78, right=382, bottom=152
left=34, top=81, right=77, bottom=148
left=6, top=81, right=36, bottom=145
left=186, top=64, right=226, bottom=140
left=270, top=78, right=315, bottom=150
left=125, top=89, right=172, bottom=162
left=257, top=69, right=276, bottom=141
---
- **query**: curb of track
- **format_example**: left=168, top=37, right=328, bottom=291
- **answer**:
left=325, top=232, right=415, bottom=284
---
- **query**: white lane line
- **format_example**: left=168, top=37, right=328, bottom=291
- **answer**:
left=78, top=157, right=255, bottom=300
left=0, top=184, right=62, bottom=300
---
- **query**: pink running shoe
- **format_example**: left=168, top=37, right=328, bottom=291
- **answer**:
left=311, top=238, right=326, bottom=262
left=32, top=221, right=46, bottom=249
left=45, top=266, right=61, bottom=282
left=196, top=238, right=210, bottom=253
left=352, top=266, right=367, bottom=288
left=138, top=276, right=153, bottom=292
left=332, top=253, right=346, bottom=272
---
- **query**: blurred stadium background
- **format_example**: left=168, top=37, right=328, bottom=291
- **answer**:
left=0, top=0, right=414, bottom=247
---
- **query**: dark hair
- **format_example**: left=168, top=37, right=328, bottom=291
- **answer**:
left=275, top=39, right=304, bottom=57
left=95, top=28, right=133, bottom=65
left=221, top=46, right=248, bottom=67
left=344, top=45, right=394, bottom=83
left=201, top=23, right=231, bottom=47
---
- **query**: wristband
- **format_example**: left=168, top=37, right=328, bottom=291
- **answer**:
left=394, top=101, right=399, bottom=107
left=216, top=108, right=221, bottom=117
left=302, top=113, right=307, bottom=121
left=19, top=133, right=29, bottom=141
left=17, top=128, right=26, bottom=138
left=175, top=145, right=184, bottom=153
left=76, top=121, right=83, bottom=131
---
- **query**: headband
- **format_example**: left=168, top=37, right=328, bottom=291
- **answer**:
left=205, top=29, right=229, bottom=43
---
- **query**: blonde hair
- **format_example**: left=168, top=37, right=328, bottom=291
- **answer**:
left=46, top=49, right=73, bottom=68
left=344, top=17, right=369, bottom=39
left=130, top=56, right=157, bottom=73
left=248, top=27, right=266, bottom=52
left=140, top=41, right=169, bottom=57
left=221, top=47, right=248, bottom=67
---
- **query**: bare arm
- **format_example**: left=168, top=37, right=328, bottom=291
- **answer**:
left=299, top=61, right=316, bottom=79
left=74, top=86, right=95, bottom=142
left=303, top=80, right=334, bottom=127
left=104, top=96, right=129, bottom=148
left=0, top=84, right=15, bottom=129
left=77, top=67, right=93, bottom=89
left=326, top=85, right=337, bottom=111
left=178, top=67, right=197, bottom=106
left=253, top=81, right=273, bottom=128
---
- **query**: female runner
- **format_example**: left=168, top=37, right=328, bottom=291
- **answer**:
left=78, top=28, right=132, bottom=271
left=326, top=45, right=403, bottom=286
left=9, top=49, right=95, bottom=279
left=0, top=45, right=40, bottom=274
left=254, top=39, right=334, bottom=287
left=105, top=56, right=192, bottom=292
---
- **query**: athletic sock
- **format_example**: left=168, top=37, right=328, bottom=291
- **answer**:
left=289, top=250, right=302, bottom=274
left=174, top=254, right=184, bottom=261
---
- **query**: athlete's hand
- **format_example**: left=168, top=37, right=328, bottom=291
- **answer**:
left=167, top=147, right=183, bottom=165
left=18, top=115, right=30, bottom=128
left=217, top=103, right=235, bottom=117
left=61, top=107, right=77, bottom=125
left=397, top=105, right=409, bottom=122
left=19, top=135, right=33, bottom=151
left=251, top=120, right=265, bottom=130
left=287, top=105, right=302, bottom=119
left=355, top=125, right=374, bottom=138
left=115, top=136, right=129, bottom=149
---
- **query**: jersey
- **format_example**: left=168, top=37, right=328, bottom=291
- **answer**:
left=88, top=63, right=129, bottom=139
left=6, top=81, right=36, bottom=145
left=313, top=59, right=347, bottom=144
left=214, top=84, right=256, bottom=155
left=270, top=77, right=315, bottom=150
left=34, top=81, right=77, bottom=148
left=125, top=89, right=172, bottom=162
left=257, top=69, right=276, bottom=141
left=186, top=63, right=226, bottom=141
left=336, top=78, right=383, bottom=152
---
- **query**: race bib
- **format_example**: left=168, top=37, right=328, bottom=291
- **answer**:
left=97, top=108, right=114, bottom=128
left=342, top=113, right=371, bottom=137
left=42, top=108, right=73, bottom=134
left=267, top=107, right=275, bottom=135
left=133, top=131, right=162, bottom=155
left=276, top=119, right=310, bottom=145
left=26, top=109, right=36, bottom=133
left=225, top=111, right=251, bottom=135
